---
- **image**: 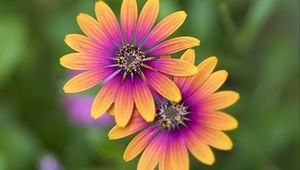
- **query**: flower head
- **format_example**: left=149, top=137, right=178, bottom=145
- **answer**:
left=108, top=49, right=239, bottom=169
left=60, top=0, right=200, bottom=127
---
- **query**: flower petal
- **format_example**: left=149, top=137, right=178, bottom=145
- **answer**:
left=199, top=111, right=238, bottom=131
left=188, top=70, right=228, bottom=102
left=77, top=13, right=115, bottom=50
left=134, top=76, right=155, bottom=122
left=135, top=0, right=159, bottom=45
left=195, top=126, right=234, bottom=150
left=159, top=141, right=172, bottom=170
left=146, top=37, right=200, bottom=56
left=107, top=105, right=115, bottom=116
left=182, top=57, right=218, bottom=98
left=121, top=0, right=138, bottom=43
left=201, top=91, right=240, bottom=111
left=143, top=11, right=187, bottom=49
left=174, top=49, right=196, bottom=89
left=184, top=129, right=215, bottom=165
left=64, top=34, right=111, bottom=55
left=115, top=78, right=134, bottom=127
left=169, top=137, right=189, bottom=170
left=63, top=68, right=112, bottom=93
left=123, top=126, right=160, bottom=161
left=144, top=70, right=181, bottom=102
left=91, top=75, right=121, bottom=119
left=108, top=110, right=148, bottom=139
left=147, top=58, right=197, bottom=76
left=137, top=131, right=166, bottom=170
left=95, top=1, right=123, bottom=47
left=60, top=53, right=112, bottom=70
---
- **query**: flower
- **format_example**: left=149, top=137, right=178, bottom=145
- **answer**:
left=108, top=49, right=239, bottom=169
left=64, top=94, right=114, bottom=127
left=60, top=0, right=200, bottom=127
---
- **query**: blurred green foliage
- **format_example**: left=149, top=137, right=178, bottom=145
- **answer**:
left=0, top=0, right=299, bottom=170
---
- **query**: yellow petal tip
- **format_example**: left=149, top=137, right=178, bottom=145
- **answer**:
left=173, top=94, right=182, bottom=103
left=91, top=113, right=99, bottom=120
left=123, top=155, right=131, bottom=162
left=107, top=128, right=118, bottom=140
left=206, top=159, right=215, bottom=166
left=191, top=66, right=198, bottom=74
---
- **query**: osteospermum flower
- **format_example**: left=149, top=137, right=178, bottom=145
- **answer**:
left=60, top=0, right=200, bottom=127
left=108, top=49, right=239, bottom=169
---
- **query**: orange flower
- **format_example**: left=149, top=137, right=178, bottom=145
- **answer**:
left=60, top=0, right=200, bottom=127
left=109, top=49, right=239, bottom=169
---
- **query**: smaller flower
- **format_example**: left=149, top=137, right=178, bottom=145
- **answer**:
left=108, top=49, right=239, bottom=169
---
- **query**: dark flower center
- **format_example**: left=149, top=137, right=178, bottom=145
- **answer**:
left=158, top=101, right=190, bottom=130
left=116, top=44, right=145, bottom=73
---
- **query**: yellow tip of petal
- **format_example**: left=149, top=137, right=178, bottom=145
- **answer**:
left=199, top=56, right=218, bottom=68
left=231, top=91, right=240, bottom=101
left=123, top=155, right=131, bottom=162
left=233, top=119, right=239, bottom=130
left=173, top=94, right=182, bottom=103
left=205, top=158, right=215, bottom=166
left=143, top=115, right=155, bottom=122
left=191, top=65, right=198, bottom=75
left=91, top=111, right=101, bottom=119
left=107, top=128, right=116, bottom=140
left=63, top=86, right=72, bottom=93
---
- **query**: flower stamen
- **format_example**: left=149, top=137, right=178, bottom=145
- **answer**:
left=158, top=101, right=189, bottom=130
left=116, top=44, right=145, bottom=73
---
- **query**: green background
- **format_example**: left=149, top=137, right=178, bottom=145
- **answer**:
left=0, top=0, right=299, bottom=169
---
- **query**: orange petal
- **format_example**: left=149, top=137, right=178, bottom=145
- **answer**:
left=182, top=57, right=218, bottom=97
left=135, top=0, right=159, bottom=45
left=200, top=111, right=238, bottom=131
left=202, top=91, right=240, bottom=110
left=115, top=79, right=134, bottom=127
left=64, top=34, right=94, bottom=52
left=184, top=131, right=215, bottom=165
left=188, top=70, right=228, bottom=100
left=144, top=70, right=181, bottom=102
left=143, top=11, right=187, bottom=48
left=60, top=53, right=111, bottom=70
left=137, top=132, right=165, bottom=170
left=121, top=0, right=138, bottom=43
left=169, top=138, right=189, bottom=170
left=180, top=49, right=196, bottom=64
left=174, top=49, right=196, bottom=89
left=95, top=1, right=123, bottom=46
left=148, top=58, right=198, bottom=76
left=63, top=69, right=111, bottom=93
left=108, top=110, right=148, bottom=139
left=91, top=76, right=121, bottom=119
left=76, top=13, right=115, bottom=50
left=147, top=37, right=200, bottom=56
left=134, top=76, right=155, bottom=122
left=123, top=126, right=160, bottom=161
left=198, top=70, right=228, bottom=96
left=197, top=126, right=234, bottom=150
left=159, top=144, right=172, bottom=170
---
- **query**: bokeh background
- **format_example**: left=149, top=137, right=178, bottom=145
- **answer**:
left=0, top=0, right=299, bottom=170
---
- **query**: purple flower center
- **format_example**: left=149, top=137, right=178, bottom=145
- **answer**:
left=157, top=101, right=190, bottom=130
left=116, top=44, right=145, bottom=73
